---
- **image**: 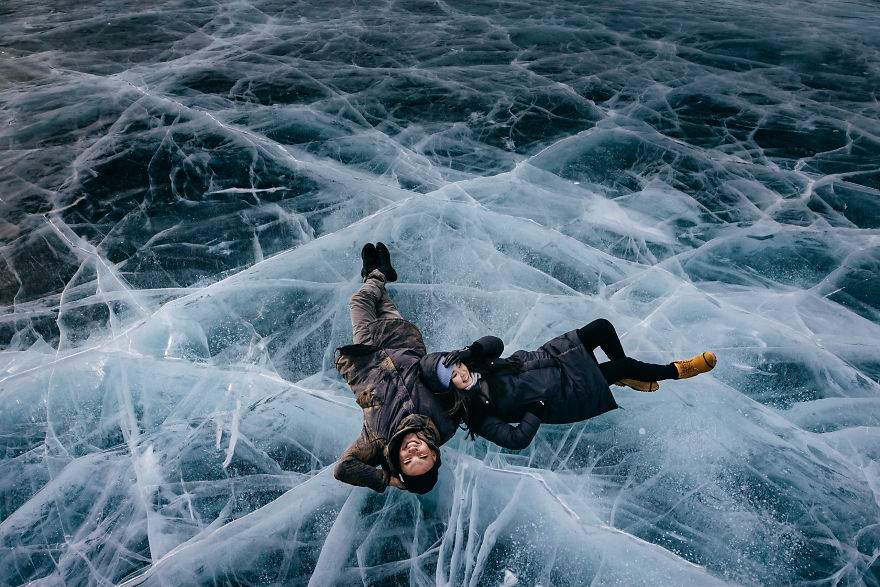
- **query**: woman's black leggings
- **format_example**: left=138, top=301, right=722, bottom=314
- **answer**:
left=576, top=319, right=678, bottom=384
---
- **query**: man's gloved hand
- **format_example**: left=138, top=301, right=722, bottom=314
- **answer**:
left=443, top=346, right=473, bottom=367
left=524, top=400, right=546, bottom=420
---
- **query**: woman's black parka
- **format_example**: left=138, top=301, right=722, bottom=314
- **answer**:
left=420, top=330, right=618, bottom=449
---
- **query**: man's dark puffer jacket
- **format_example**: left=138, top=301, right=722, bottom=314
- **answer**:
left=334, top=316, right=459, bottom=492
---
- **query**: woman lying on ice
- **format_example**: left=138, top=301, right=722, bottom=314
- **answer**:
left=333, top=243, right=459, bottom=494
left=420, top=319, right=717, bottom=449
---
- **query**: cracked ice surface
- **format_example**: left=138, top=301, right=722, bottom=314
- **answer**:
left=1, top=0, right=880, bottom=584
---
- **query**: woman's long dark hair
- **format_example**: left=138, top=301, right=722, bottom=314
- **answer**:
left=433, top=385, right=483, bottom=440
left=437, top=356, right=521, bottom=440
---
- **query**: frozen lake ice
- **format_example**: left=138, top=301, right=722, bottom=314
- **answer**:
left=1, top=0, right=879, bottom=584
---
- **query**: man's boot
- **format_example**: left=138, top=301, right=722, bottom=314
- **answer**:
left=375, top=242, right=398, bottom=282
left=361, top=243, right=379, bottom=280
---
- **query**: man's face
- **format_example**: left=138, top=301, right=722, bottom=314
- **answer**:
left=450, top=362, right=472, bottom=390
left=398, top=432, right=436, bottom=476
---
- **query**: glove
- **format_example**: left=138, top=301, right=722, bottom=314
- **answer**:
left=443, top=340, right=487, bottom=367
left=442, top=346, right=473, bottom=367
left=524, top=400, right=546, bottom=420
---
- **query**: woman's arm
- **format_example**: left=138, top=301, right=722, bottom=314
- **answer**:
left=470, top=336, right=504, bottom=362
left=333, top=433, right=389, bottom=492
left=477, top=412, right=541, bottom=450
left=444, top=336, right=505, bottom=368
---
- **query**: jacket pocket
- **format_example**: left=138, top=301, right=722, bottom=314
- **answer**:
left=368, top=353, right=397, bottom=405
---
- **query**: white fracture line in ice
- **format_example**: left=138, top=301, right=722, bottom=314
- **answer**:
left=483, top=465, right=712, bottom=573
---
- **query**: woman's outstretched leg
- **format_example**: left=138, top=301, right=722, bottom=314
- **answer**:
left=576, top=319, right=717, bottom=391
left=576, top=318, right=659, bottom=391
left=598, top=357, right=678, bottom=386
left=600, top=353, right=718, bottom=392
left=576, top=318, right=626, bottom=362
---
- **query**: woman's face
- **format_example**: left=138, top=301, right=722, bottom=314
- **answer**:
left=398, top=432, right=436, bottom=476
left=450, top=362, right=472, bottom=390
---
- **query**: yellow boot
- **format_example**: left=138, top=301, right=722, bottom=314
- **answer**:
left=673, top=352, right=717, bottom=379
left=617, top=379, right=659, bottom=392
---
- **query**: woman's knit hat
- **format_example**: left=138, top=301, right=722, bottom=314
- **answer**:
left=435, top=360, right=454, bottom=388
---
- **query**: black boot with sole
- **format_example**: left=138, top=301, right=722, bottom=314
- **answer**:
left=361, top=243, right=379, bottom=280
left=375, top=242, right=398, bottom=282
